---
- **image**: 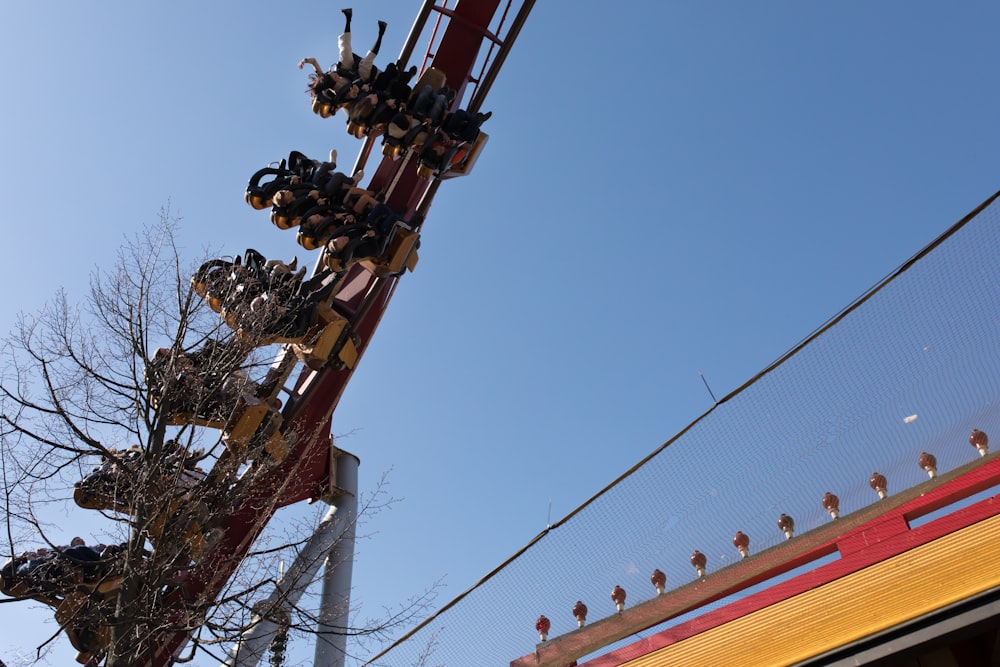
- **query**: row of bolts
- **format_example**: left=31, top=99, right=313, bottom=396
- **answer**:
left=535, top=429, right=990, bottom=641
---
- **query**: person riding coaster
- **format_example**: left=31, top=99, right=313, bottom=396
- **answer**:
left=193, top=251, right=332, bottom=345
left=245, top=164, right=292, bottom=210
left=73, top=446, right=143, bottom=512
left=345, top=90, right=398, bottom=138
left=270, top=186, right=325, bottom=230
left=146, top=335, right=259, bottom=426
left=73, top=442, right=206, bottom=514
left=245, top=149, right=338, bottom=214
left=194, top=249, right=269, bottom=314
left=271, top=167, right=356, bottom=230
left=235, top=267, right=343, bottom=347
left=321, top=228, right=390, bottom=273
left=1, top=541, right=125, bottom=605
left=3, top=542, right=157, bottom=665
left=243, top=151, right=302, bottom=211
left=442, top=108, right=491, bottom=144
left=381, top=111, right=431, bottom=158
left=298, top=8, right=389, bottom=118
left=148, top=357, right=239, bottom=425
left=323, top=200, right=419, bottom=275
left=296, top=211, right=357, bottom=251
left=416, top=129, right=462, bottom=179
left=194, top=250, right=339, bottom=345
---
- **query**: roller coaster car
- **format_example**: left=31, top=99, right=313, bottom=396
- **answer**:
left=293, top=301, right=357, bottom=371
left=439, top=131, right=489, bottom=180
left=191, top=259, right=233, bottom=300
left=245, top=165, right=290, bottom=210
left=0, top=559, right=45, bottom=602
left=163, top=411, right=228, bottom=430
left=416, top=162, right=435, bottom=180
left=416, top=126, right=483, bottom=181
left=270, top=208, right=295, bottom=231
left=146, top=497, right=212, bottom=560
left=312, top=98, right=334, bottom=119
left=382, top=140, right=405, bottom=159
left=151, top=368, right=257, bottom=429
left=382, top=117, right=430, bottom=159
left=224, top=393, right=281, bottom=448
left=296, top=226, right=326, bottom=251
left=73, top=464, right=211, bottom=560
left=363, top=224, right=420, bottom=276
left=347, top=120, right=367, bottom=139
left=3, top=548, right=125, bottom=601
left=411, top=67, right=447, bottom=99
left=73, top=484, right=132, bottom=514
left=55, top=592, right=112, bottom=664
left=75, top=457, right=203, bottom=517
left=223, top=406, right=287, bottom=464
left=235, top=306, right=317, bottom=348
left=2, top=579, right=62, bottom=610
left=73, top=456, right=135, bottom=512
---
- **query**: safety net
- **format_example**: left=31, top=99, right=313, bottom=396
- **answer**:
left=363, top=188, right=1000, bottom=666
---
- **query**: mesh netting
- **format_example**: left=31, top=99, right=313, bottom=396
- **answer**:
left=363, top=189, right=1000, bottom=666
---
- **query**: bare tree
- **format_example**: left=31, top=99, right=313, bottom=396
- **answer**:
left=0, top=212, right=433, bottom=666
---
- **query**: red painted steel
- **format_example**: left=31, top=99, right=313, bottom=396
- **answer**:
left=372, top=0, right=503, bottom=216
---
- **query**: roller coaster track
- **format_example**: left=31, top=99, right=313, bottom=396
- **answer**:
left=137, top=1, right=535, bottom=664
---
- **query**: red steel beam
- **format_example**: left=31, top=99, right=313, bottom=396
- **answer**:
left=373, top=0, right=504, bottom=216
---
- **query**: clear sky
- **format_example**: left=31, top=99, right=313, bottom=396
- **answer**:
left=2, top=1, right=1000, bottom=665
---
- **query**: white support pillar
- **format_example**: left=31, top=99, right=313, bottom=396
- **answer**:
left=313, top=452, right=359, bottom=667
left=222, top=450, right=360, bottom=667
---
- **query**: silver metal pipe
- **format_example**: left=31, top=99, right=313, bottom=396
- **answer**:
left=312, top=452, right=359, bottom=667
left=222, top=450, right=360, bottom=667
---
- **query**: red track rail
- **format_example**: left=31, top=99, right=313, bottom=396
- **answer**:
left=137, top=1, right=533, bottom=664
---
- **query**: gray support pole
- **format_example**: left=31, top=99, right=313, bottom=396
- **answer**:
left=222, top=450, right=360, bottom=667
left=313, top=452, right=359, bottom=667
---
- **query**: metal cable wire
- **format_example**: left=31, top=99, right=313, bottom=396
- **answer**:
left=363, top=189, right=1000, bottom=666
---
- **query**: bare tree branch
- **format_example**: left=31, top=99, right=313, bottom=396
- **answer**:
left=0, top=213, right=438, bottom=666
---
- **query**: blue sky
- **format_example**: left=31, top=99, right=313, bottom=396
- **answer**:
left=2, top=1, right=1000, bottom=665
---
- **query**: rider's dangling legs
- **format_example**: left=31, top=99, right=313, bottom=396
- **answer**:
left=338, top=8, right=387, bottom=83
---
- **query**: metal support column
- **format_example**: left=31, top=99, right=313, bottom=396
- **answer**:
left=312, top=452, right=359, bottom=666
left=222, top=450, right=360, bottom=667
